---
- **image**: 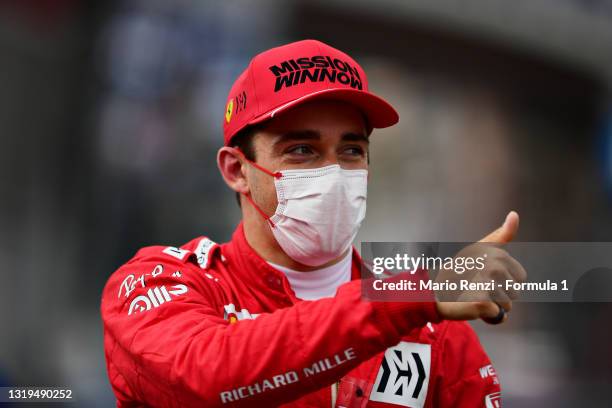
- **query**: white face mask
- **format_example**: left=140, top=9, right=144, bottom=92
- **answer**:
left=239, top=154, right=368, bottom=267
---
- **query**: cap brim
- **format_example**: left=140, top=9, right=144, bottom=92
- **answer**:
left=248, top=88, right=399, bottom=130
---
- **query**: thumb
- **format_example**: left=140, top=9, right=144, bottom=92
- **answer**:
left=480, top=211, right=520, bottom=243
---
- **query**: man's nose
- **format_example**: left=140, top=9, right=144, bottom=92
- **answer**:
left=320, top=150, right=341, bottom=167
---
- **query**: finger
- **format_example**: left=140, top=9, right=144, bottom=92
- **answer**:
left=480, top=302, right=509, bottom=324
left=487, top=263, right=520, bottom=300
left=503, top=282, right=520, bottom=301
left=490, top=287, right=513, bottom=312
left=479, top=211, right=520, bottom=243
left=501, top=255, right=528, bottom=284
left=478, top=301, right=504, bottom=321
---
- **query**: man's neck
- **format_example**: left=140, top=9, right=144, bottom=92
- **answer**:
left=268, top=250, right=352, bottom=300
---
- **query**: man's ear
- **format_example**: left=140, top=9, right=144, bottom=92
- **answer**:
left=217, top=147, right=250, bottom=195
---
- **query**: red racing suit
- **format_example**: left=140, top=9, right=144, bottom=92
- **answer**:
left=101, top=222, right=502, bottom=407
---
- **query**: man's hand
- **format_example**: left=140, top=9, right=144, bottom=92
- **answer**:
left=435, top=211, right=527, bottom=323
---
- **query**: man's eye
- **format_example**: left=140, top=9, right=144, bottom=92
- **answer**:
left=287, top=145, right=314, bottom=155
left=343, top=146, right=365, bottom=156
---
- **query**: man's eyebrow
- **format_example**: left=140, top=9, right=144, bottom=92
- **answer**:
left=271, top=130, right=369, bottom=149
left=342, top=132, right=370, bottom=145
left=273, top=130, right=321, bottom=148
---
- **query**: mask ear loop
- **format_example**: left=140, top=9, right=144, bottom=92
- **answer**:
left=243, top=194, right=276, bottom=227
left=232, top=148, right=283, bottom=227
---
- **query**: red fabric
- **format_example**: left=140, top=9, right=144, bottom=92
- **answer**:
left=101, top=222, right=501, bottom=407
left=222, top=39, right=398, bottom=145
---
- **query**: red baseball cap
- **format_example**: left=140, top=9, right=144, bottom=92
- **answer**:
left=223, top=39, right=399, bottom=146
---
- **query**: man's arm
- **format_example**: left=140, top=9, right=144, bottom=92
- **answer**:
left=436, top=321, right=501, bottom=408
left=101, top=255, right=440, bottom=407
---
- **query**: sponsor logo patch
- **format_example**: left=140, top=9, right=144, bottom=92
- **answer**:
left=370, top=342, right=431, bottom=407
left=268, top=55, right=362, bottom=92
left=479, top=364, right=499, bottom=385
left=162, top=246, right=190, bottom=260
left=225, top=99, right=234, bottom=123
left=128, top=284, right=188, bottom=315
left=485, top=391, right=502, bottom=408
left=194, top=237, right=217, bottom=269
left=118, top=264, right=166, bottom=299
left=223, top=303, right=258, bottom=323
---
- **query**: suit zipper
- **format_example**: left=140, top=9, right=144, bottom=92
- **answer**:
left=331, top=381, right=338, bottom=407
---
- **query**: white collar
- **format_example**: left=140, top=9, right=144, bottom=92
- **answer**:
left=267, top=251, right=352, bottom=300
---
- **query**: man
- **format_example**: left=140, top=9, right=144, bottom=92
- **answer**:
left=101, top=39, right=524, bottom=407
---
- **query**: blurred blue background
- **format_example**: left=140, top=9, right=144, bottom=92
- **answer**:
left=1, top=0, right=611, bottom=406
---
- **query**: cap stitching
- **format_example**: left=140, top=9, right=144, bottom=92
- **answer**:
left=248, top=57, right=262, bottom=122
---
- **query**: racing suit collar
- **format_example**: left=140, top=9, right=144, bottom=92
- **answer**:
left=223, top=222, right=363, bottom=302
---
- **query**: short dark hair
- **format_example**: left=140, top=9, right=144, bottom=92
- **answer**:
left=230, top=124, right=261, bottom=207
left=231, top=125, right=258, bottom=161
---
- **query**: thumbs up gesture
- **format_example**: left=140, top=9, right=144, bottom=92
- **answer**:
left=481, top=210, right=520, bottom=244
left=435, top=211, right=527, bottom=324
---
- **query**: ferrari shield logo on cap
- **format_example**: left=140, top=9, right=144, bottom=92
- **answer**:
left=225, top=99, right=234, bottom=123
